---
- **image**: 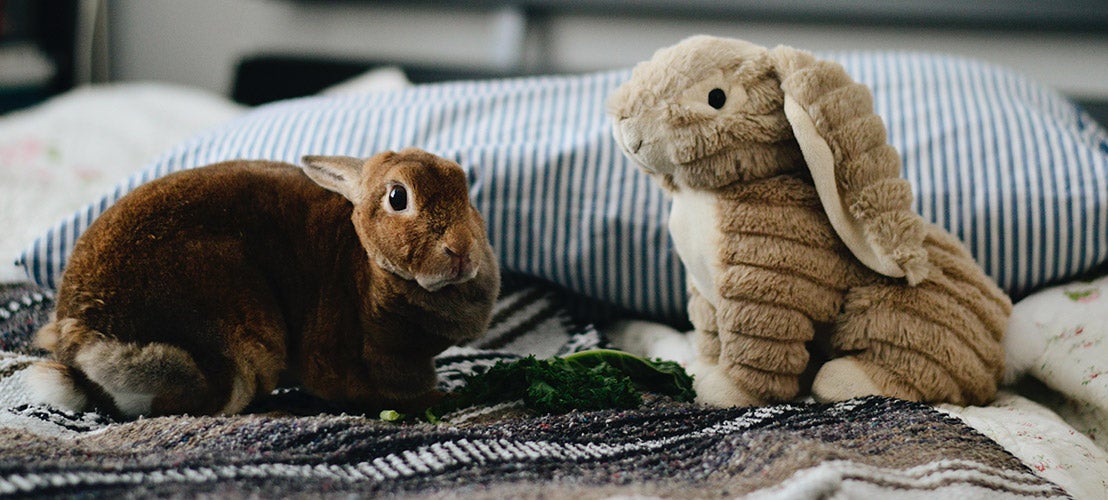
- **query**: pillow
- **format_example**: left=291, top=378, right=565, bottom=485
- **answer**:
left=17, top=52, right=1108, bottom=325
left=318, top=66, right=412, bottom=96
left=1001, top=274, right=1108, bottom=452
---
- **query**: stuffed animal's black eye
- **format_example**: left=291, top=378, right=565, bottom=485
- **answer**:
left=388, top=185, right=408, bottom=211
left=708, top=88, right=726, bottom=109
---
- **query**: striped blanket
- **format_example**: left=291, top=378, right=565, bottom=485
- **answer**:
left=0, top=281, right=1069, bottom=498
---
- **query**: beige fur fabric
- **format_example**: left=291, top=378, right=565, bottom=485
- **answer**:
left=608, top=35, right=1011, bottom=407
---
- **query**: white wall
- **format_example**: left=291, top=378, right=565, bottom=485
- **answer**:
left=107, top=0, right=500, bottom=94
left=107, top=0, right=1108, bottom=99
left=548, top=15, right=1108, bottom=99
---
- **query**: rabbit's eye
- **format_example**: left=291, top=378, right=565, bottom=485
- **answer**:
left=708, top=88, right=726, bottom=109
left=388, top=185, right=408, bottom=211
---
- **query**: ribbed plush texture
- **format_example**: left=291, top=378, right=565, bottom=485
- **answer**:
left=773, top=46, right=1012, bottom=405
left=607, top=36, right=1012, bottom=406
left=16, top=51, right=1108, bottom=327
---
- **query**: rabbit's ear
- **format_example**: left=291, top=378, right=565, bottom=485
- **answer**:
left=302, top=155, right=366, bottom=203
left=769, top=45, right=931, bottom=284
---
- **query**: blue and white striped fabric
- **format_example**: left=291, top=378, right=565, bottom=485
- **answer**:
left=17, top=52, right=1108, bottom=325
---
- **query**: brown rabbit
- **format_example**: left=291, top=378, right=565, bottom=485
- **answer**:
left=26, top=148, right=500, bottom=418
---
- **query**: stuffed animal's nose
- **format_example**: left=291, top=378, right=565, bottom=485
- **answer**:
left=624, top=133, right=643, bottom=154
left=618, top=122, right=644, bottom=153
left=628, top=137, right=643, bottom=153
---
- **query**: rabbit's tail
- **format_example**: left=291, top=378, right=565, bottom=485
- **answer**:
left=26, top=318, right=210, bottom=418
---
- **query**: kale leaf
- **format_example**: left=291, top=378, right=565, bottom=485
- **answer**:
left=426, top=349, right=695, bottom=420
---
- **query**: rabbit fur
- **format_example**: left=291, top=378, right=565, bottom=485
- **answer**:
left=608, top=35, right=1011, bottom=407
left=27, top=148, right=500, bottom=418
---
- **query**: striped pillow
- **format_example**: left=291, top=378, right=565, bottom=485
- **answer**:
left=17, top=52, right=1108, bottom=325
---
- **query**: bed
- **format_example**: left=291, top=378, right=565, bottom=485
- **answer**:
left=1, top=46, right=1106, bottom=499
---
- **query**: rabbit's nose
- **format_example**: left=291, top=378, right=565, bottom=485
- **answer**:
left=444, top=244, right=466, bottom=263
left=444, top=244, right=475, bottom=277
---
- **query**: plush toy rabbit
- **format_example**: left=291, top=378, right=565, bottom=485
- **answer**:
left=607, top=35, right=1011, bottom=407
left=27, top=148, right=499, bottom=418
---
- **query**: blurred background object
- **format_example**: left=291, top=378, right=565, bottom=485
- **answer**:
left=0, top=0, right=75, bottom=113
left=3, top=1, right=1106, bottom=121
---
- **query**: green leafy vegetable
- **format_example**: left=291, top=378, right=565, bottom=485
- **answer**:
left=427, top=349, right=695, bottom=420
left=378, top=409, right=403, bottom=422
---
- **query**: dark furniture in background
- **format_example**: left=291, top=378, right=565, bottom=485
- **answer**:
left=0, top=0, right=77, bottom=113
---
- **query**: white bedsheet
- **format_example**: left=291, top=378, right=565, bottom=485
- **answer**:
left=942, top=392, right=1108, bottom=500
left=0, top=83, right=244, bottom=281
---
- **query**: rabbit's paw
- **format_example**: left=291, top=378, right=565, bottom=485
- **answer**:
left=688, top=357, right=762, bottom=408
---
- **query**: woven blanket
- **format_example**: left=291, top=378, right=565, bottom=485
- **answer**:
left=0, top=282, right=1069, bottom=499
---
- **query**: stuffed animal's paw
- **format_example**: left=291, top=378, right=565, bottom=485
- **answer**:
left=688, top=358, right=763, bottom=408
left=603, top=320, right=695, bottom=366
left=811, top=357, right=884, bottom=402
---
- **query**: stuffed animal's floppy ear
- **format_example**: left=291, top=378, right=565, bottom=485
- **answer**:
left=301, top=155, right=367, bottom=203
left=768, top=45, right=931, bottom=284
